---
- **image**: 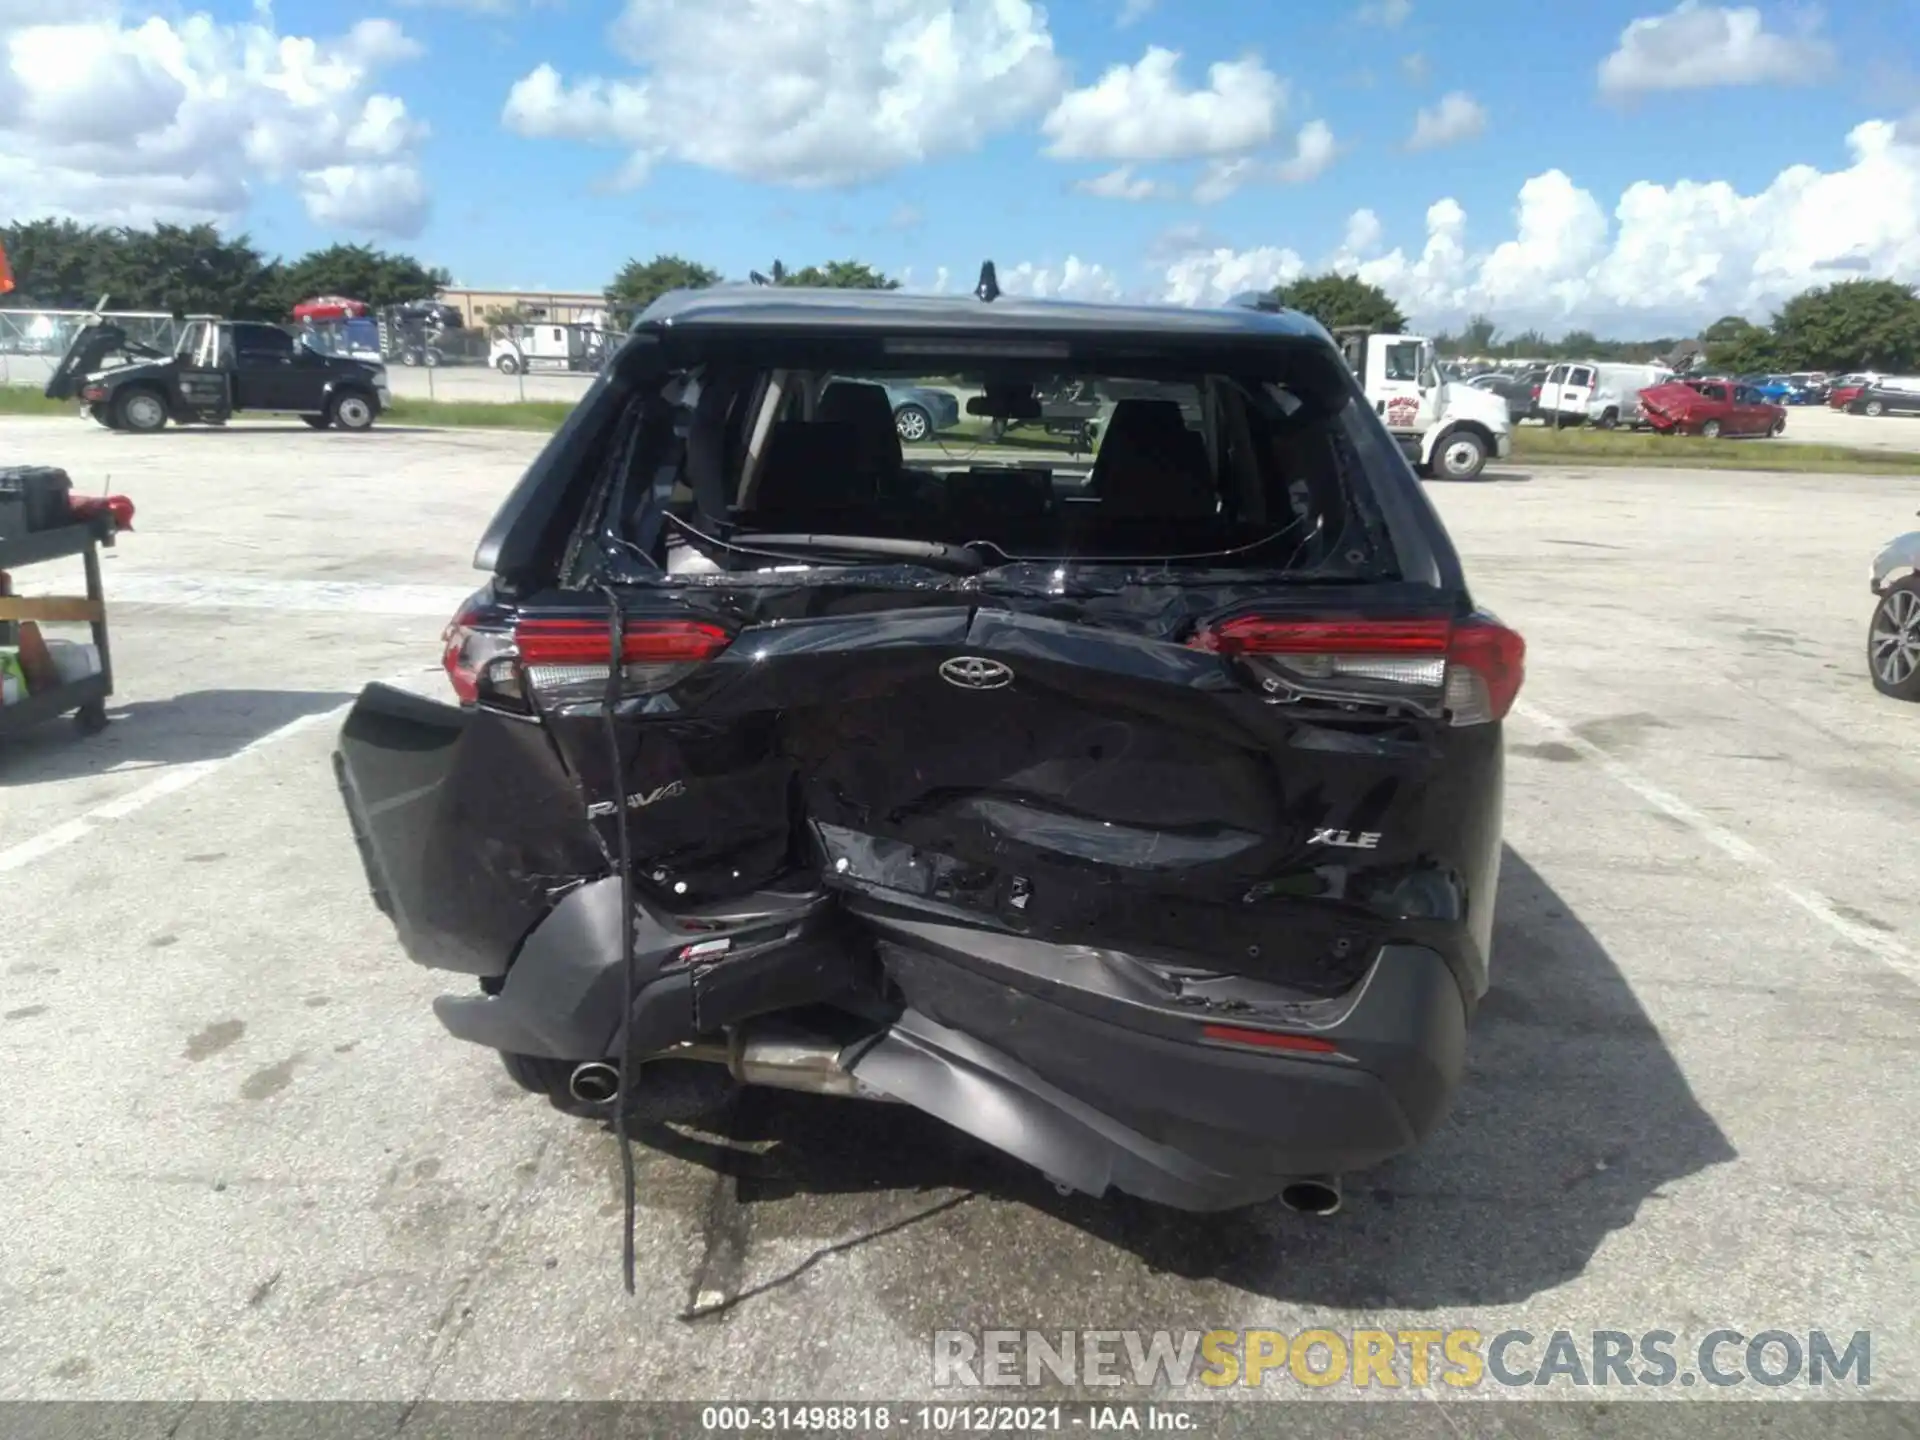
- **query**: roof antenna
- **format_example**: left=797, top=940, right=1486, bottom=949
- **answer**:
left=975, top=260, right=1000, bottom=303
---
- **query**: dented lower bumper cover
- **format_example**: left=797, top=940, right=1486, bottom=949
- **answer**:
left=428, top=877, right=1467, bottom=1210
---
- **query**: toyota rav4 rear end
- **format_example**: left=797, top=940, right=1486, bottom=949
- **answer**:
left=333, top=281, right=1522, bottom=1212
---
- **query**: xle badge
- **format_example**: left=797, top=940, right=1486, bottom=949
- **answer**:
left=1310, top=828, right=1381, bottom=849
left=587, top=780, right=687, bottom=818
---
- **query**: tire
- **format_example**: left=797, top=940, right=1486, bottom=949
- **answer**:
left=400, top=351, right=418, bottom=367
left=1770, top=416, right=1786, bottom=437
left=1869, top=577, right=1920, bottom=700
left=1434, top=429, right=1489, bottom=481
left=1699, top=419, right=1723, bottom=439
left=495, top=354, right=520, bottom=375
left=72, top=700, right=108, bottom=735
left=424, top=349, right=442, bottom=369
left=328, top=390, right=377, bottom=431
left=301, top=415, right=332, bottom=430
left=1596, top=409, right=1619, bottom=430
left=1864, top=399, right=1886, bottom=417
left=894, top=404, right=932, bottom=442
left=87, top=403, right=119, bottom=430
left=113, top=387, right=168, bottom=433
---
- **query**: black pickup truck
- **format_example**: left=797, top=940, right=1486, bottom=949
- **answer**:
left=46, top=316, right=391, bottom=432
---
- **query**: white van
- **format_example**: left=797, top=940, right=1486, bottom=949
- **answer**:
left=1538, top=361, right=1672, bottom=428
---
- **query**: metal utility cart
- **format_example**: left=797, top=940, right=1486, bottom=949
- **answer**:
left=0, top=492, right=118, bottom=738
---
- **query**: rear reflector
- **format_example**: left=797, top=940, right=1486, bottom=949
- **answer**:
left=1201, top=1024, right=1342, bottom=1055
left=1188, top=614, right=1524, bottom=725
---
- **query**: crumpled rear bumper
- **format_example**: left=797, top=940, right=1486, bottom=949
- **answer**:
left=428, top=878, right=1469, bottom=1210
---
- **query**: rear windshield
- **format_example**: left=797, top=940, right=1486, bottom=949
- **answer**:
left=568, top=344, right=1402, bottom=584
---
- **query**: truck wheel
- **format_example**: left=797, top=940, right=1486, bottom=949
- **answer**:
left=1435, top=430, right=1489, bottom=481
left=329, top=391, right=377, bottom=431
left=424, top=349, right=442, bottom=369
left=301, top=415, right=332, bottom=430
left=1596, top=408, right=1619, bottom=430
left=400, top=351, right=419, bottom=367
left=87, top=403, right=120, bottom=430
left=1699, top=419, right=1723, bottom=439
left=114, top=388, right=168, bottom=433
left=495, top=355, right=521, bottom=375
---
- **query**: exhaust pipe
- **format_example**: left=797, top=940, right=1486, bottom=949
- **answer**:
left=1278, top=1175, right=1343, bottom=1217
left=568, top=1061, right=621, bottom=1106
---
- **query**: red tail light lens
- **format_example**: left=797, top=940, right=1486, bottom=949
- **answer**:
left=442, top=604, right=509, bottom=704
left=1188, top=614, right=1524, bottom=725
left=513, top=616, right=732, bottom=704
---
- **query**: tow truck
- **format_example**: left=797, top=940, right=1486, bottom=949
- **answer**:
left=44, top=299, right=390, bottom=433
left=1332, top=326, right=1511, bottom=481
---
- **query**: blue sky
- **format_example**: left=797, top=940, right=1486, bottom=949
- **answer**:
left=5, top=1, right=1920, bottom=333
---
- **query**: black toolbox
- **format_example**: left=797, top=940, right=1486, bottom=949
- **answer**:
left=0, top=466, right=75, bottom=537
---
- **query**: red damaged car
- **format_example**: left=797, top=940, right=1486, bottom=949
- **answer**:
left=1638, top=379, right=1786, bottom=439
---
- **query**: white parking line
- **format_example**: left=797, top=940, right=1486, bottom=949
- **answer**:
left=30, top=573, right=476, bottom=616
left=1513, top=698, right=1919, bottom=986
left=0, top=671, right=441, bottom=875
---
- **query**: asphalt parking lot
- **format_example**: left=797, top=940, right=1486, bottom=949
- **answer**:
left=2, top=415, right=1918, bottom=1409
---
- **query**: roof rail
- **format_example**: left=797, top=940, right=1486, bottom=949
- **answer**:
left=1226, top=290, right=1282, bottom=313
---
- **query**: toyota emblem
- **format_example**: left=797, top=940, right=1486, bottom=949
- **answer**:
left=940, top=656, right=1014, bottom=690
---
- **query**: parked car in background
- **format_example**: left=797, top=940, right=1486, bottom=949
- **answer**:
left=1468, top=366, right=1546, bottom=423
left=1742, top=375, right=1793, bottom=404
left=1638, top=379, right=1786, bottom=438
left=1538, top=361, right=1671, bottom=428
left=880, top=381, right=962, bottom=442
left=1784, top=373, right=1828, bottom=405
left=1869, top=520, right=1920, bottom=700
left=1848, top=382, right=1920, bottom=418
left=1829, top=375, right=1876, bottom=410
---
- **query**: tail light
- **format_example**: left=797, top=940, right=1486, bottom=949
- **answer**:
left=1188, top=614, right=1524, bottom=725
left=513, top=616, right=732, bottom=704
left=1529, top=385, right=1541, bottom=400
left=439, top=604, right=732, bottom=708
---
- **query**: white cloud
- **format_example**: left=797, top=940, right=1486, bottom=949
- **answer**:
left=1192, top=120, right=1336, bottom=202
left=1161, top=245, right=1306, bottom=307
left=1076, top=164, right=1166, bottom=200
left=1400, top=51, right=1429, bottom=82
left=999, top=255, right=1124, bottom=301
left=1407, top=90, right=1487, bottom=151
left=1343, top=207, right=1384, bottom=255
left=1276, top=118, right=1337, bottom=181
left=504, top=0, right=1064, bottom=188
left=1598, top=2, right=1833, bottom=96
left=1116, top=0, right=1154, bottom=26
left=1155, top=119, right=1920, bottom=333
left=1357, top=0, right=1412, bottom=27
left=1042, top=47, right=1284, bottom=161
left=0, top=8, right=431, bottom=235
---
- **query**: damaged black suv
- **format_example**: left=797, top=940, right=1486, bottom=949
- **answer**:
left=334, top=274, right=1523, bottom=1214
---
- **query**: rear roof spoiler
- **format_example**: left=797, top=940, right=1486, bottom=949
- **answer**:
left=1226, top=291, right=1284, bottom=314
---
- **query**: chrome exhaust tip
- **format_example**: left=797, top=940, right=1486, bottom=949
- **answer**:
left=568, top=1061, right=621, bottom=1106
left=1278, top=1176, right=1343, bottom=1217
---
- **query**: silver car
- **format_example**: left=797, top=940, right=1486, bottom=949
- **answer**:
left=1869, top=519, right=1920, bottom=699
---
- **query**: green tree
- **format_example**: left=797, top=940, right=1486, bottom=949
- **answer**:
left=0, top=219, right=119, bottom=308
left=1702, top=317, right=1779, bottom=375
left=1270, top=272, right=1407, bottom=334
left=274, top=243, right=449, bottom=314
left=774, top=259, right=900, bottom=290
left=1459, top=313, right=1499, bottom=354
left=1770, top=279, right=1920, bottom=372
left=605, top=254, right=720, bottom=312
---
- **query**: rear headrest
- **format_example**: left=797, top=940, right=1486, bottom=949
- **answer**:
left=749, top=420, right=881, bottom=515
left=819, top=381, right=903, bottom=472
left=1089, top=399, right=1215, bottom=519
